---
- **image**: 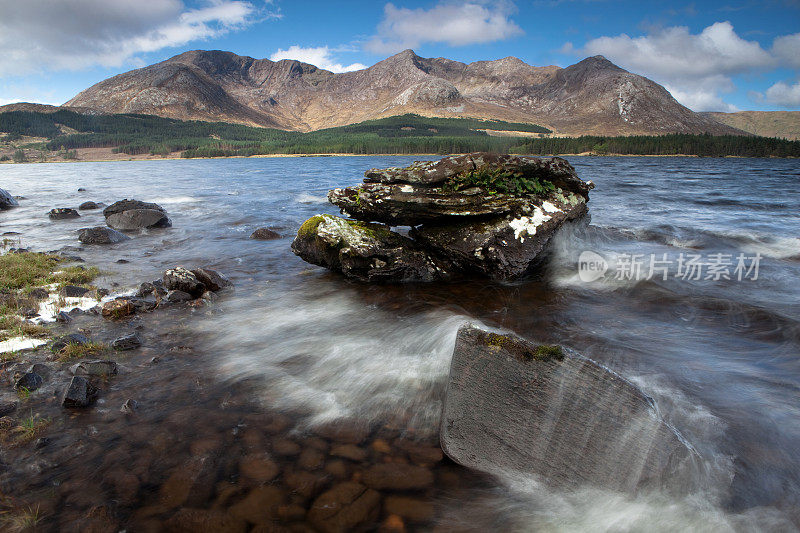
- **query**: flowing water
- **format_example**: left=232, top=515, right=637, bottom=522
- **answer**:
left=0, top=156, right=799, bottom=531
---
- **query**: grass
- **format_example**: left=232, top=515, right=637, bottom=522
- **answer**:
left=443, top=166, right=556, bottom=196
left=55, top=341, right=107, bottom=361
left=16, top=387, right=31, bottom=400
left=0, top=316, right=48, bottom=343
left=0, top=502, right=43, bottom=533
left=0, top=252, right=100, bottom=290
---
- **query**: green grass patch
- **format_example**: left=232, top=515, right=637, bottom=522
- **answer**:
left=56, top=341, right=108, bottom=361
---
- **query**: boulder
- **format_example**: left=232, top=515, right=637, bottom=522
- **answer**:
left=78, top=226, right=130, bottom=244
left=250, top=227, right=281, bottom=240
left=106, top=209, right=171, bottom=230
left=48, top=208, right=80, bottom=220
left=440, top=325, right=694, bottom=492
left=103, top=199, right=170, bottom=230
left=163, top=267, right=204, bottom=296
left=78, top=201, right=99, bottom=210
left=291, top=214, right=451, bottom=282
left=0, top=188, right=18, bottom=209
left=102, top=299, right=135, bottom=318
left=112, top=332, right=142, bottom=351
left=62, top=376, right=99, bottom=408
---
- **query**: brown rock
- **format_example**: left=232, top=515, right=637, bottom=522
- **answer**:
left=165, top=509, right=247, bottom=533
left=393, top=439, right=443, bottom=465
left=379, top=514, right=406, bottom=533
left=384, top=496, right=435, bottom=522
left=297, top=447, right=325, bottom=470
left=324, top=459, right=349, bottom=480
left=284, top=469, right=329, bottom=498
left=102, top=299, right=135, bottom=318
left=330, top=444, right=368, bottom=462
left=313, top=418, right=370, bottom=444
left=307, top=482, right=380, bottom=533
left=250, top=227, right=281, bottom=240
left=239, top=454, right=280, bottom=482
left=371, top=439, right=392, bottom=454
left=272, top=437, right=301, bottom=457
left=362, top=463, right=434, bottom=490
left=159, top=455, right=217, bottom=508
left=228, top=485, right=285, bottom=524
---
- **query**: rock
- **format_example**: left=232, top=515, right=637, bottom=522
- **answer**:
left=56, top=311, right=73, bottom=323
left=0, top=401, right=17, bottom=417
left=51, top=333, right=90, bottom=352
left=164, top=509, right=247, bottom=533
left=163, top=267, right=204, bottom=296
left=106, top=208, right=171, bottom=230
left=70, top=360, right=118, bottom=377
left=112, top=332, right=142, bottom=350
left=284, top=470, right=328, bottom=498
left=136, top=282, right=156, bottom=297
left=160, top=455, right=217, bottom=508
left=77, top=188, right=86, bottom=192
left=60, top=285, right=90, bottom=298
left=228, top=485, right=285, bottom=524
left=102, top=299, right=135, bottom=318
left=291, top=214, right=450, bottom=282
left=314, top=418, right=371, bottom=444
left=238, top=454, right=279, bottom=482
left=29, top=287, right=49, bottom=299
left=62, top=376, right=99, bottom=408
left=272, top=437, right=301, bottom=457
left=102, top=199, right=166, bottom=218
left=164, top=290, right=193, bottom=303
left=380, top=514, right=406, bottom=533
left=78, top=201, right=99, bottom=210
left=78, top=226, right=130, bottom=244
left=383, top=496, right=434, bottom=522
left=15, top=372, right=43, bottom=392
left=362, top=463, right=434, bottom=490
left=190, top=268, right=232, bottom=292
left=250, top=227, right=281, bottom=240
left=121, top=399, right=139, bottom=414
left=308, top=482, right=381, bottom=533
left=440, top=325, right=694, bottom=492
left=330, top=444, right=368, bottom=462
left=0, top=188, right=19, bottom=209
left=297, top=447, right=326, bottom=470
left=49, top=208, right=80, bottom=220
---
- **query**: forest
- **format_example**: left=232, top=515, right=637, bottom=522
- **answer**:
left=1, top=109, right=798, bottom=158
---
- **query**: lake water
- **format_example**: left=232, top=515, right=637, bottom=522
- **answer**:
left=1, top=155, right=799, bottom=531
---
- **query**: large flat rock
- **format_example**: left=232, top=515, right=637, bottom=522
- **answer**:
left=440, top=325, right=695, bottom=492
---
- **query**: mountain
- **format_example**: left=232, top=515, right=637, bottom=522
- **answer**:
left=700, top=111, right=800, bottom=140
left=64, top=49, right=740, bottom=136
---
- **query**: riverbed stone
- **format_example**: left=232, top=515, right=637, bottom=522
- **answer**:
left=62, top=376, right=99, bottom=408
left=228, top=485, right=285, bottom=525
left=15, top=371, right=43, bottom=392
left=112, top=332, right=142, bottom=351
left=102, top=299, right=135, bottom=318
left=440, top=325, right=694, bottom=492
left=238, top=454, right=279, bottom=482
left=49, top=208, right=80, bottom=220
left=362, top=463, right=434, bottom=490
left=78, top=226, right=130, bottom=244
left=308, top=482, right=381, bottom=533
left=164, top=509, right=247, bottom=533
left=191, top=268, right=232, bottom=292
left=78, top=201, right=99, bottom=210
left=330, top=444, right=368, bottom=462
left=163, top=267, right=204, bottom=296
left=384, top=495, right=435, bottom=522
left=0, top=188, right=18, bottom=209
left=70, top=360, right=118, bottom=377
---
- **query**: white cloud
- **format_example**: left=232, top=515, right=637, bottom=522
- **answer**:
left=270, top=46, right=366, bottom=73
left=764, top=81, right=800, bottom=108
left=578, top=22, right=780, bottom=111
left=771, top=33, right=800, bottom=69
left=365, top=1, right=523, bottom=54
left=0, top=0, right=267, bottom=76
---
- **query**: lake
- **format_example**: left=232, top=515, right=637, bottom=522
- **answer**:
left=1, top=155, right=799, bottom=531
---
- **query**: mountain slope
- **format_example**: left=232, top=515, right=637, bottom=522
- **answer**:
left=66, top=49, right=741, bottom=136
left=701, top=111, right=800, bottom=140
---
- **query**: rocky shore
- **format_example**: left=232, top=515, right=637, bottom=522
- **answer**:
left=292, top=153, right=594, bottom=281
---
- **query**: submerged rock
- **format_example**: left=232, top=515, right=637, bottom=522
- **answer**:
left=0, top=188, right=18, bottom=209
left=112, top=332, right=142, bottom=351
left=70, top=360, right=118, bottom=377
left=250, top=227, right=281, bottom=240
left=291, top=214, right=450, bottom=282
left=440, top=325, right=694, bottom=492
left=78, top=226, right=130, bottom=244
left=103, top=199, right=171, bottom=230
left=308, top=482, right=381, bottom=533
left=48, top=208, right=80, bottom=220
left=78, top=201, right=99, bottom=210
left=295, top=153, right=594, bottom=281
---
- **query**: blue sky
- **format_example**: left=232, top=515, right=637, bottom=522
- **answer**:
left=1, top=0, right=798, bottom=112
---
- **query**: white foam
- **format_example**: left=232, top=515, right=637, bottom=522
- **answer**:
left=295, top=193, right=327, bottom=204
left=0, top=336, right=47, bottom=354
left=153, top=196, right=200, bottom=204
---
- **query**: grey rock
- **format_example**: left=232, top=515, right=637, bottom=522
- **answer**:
left=70, top=360, right=118, bottom=377
left=0, top=188, right=18, bottom=209
left=27, top=363, right=50, bottom=377
left=78, top=201, right=99, bottom=210
left=15, top=372, right=43, bottom=392
left=48, top=208, right=80, bottom=220
left=165, top=289, right=193, bottom=303
left=102, top=199, right=166, bottom=218
left=112, top=332, right=142, bottom=351
left=121, top=398, right=139, bottom=414
left=51, top=333, right=89, bottom=352
left=29, top=287, right=49, bottom=299
left=55, top=311, right=72, bottom=323
left=62, top=376, right=99, bottom=408
left=136, top=282, right=156, bottom=297
left=78, top=226, right=130, bottom=244
left=59, top=285, right=90, bottom=298
left=250, top=227, right=281, bottom=240
left=190, top=267, right=232, bottom=292
left=291, top=214, right=451, bottom=282
left=106, top=208, right=171, bottom=230
left=0, top=401, right=17, bottom=417
left=163, top=267, right=204, bottom=296
left=440, top=325, right=695, bottom=492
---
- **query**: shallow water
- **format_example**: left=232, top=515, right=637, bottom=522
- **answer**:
left=1, top=156, right=799, bottom=531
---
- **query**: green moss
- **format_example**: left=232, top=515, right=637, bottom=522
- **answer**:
left=442, top=166, right=556, bottom=196
left=345, top=219, right=394, bottom=240
left=484, top=333, right=510, bottom=348
left=298, top=215, right=326, bottom=239
left=530, top=344, right=564, bottom=361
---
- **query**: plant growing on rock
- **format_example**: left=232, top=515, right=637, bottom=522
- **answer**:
left=443, top=166, right=556, bottom=196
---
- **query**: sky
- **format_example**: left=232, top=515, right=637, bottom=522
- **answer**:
left=0, top=0, right=798, bottom=112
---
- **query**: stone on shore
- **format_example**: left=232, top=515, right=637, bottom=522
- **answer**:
left=291, top=214, right=450, bottom=282
left=440, top=325, right=694, bottom=492
left=63, top=376, right=99, bottom=408
left=112, top=332, right=142, bottom=351
left=79, top=226, right=130, bottom=244
left=0, top=188, right=18, bottom=209
left=48, top=208, right=80, bottom=220
left=190, top=268, right=232, bottom=292
left=103, top=199, right=171, bottom=230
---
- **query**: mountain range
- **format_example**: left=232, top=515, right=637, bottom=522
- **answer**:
left=57, top=49, right=744, bottom=136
